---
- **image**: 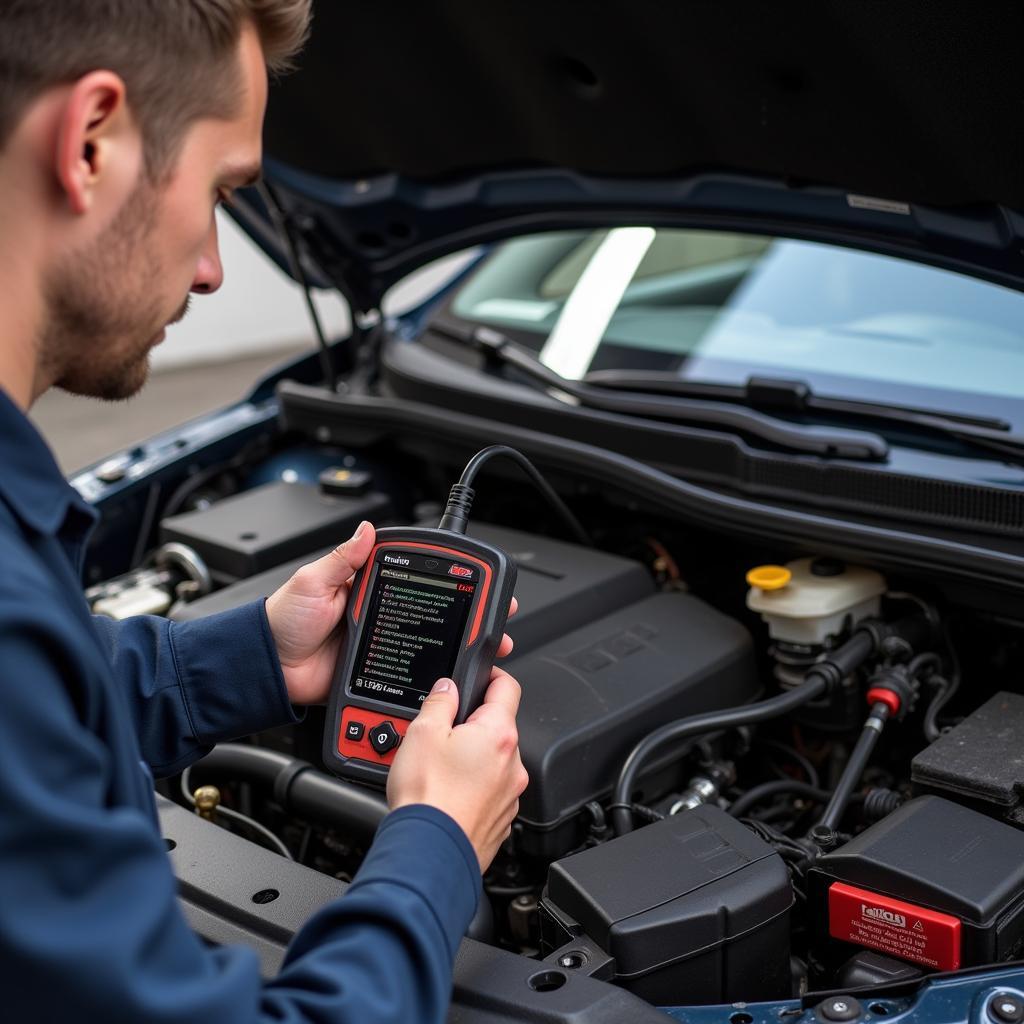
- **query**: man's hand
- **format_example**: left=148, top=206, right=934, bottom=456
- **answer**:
left=387, top=670, right=529, bottom=871
left=265, top=521, right=516, bottom=705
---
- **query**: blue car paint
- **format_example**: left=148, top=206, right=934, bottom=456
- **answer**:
left=259, top=161, right=1024, bottom=309
left=663, top=968, right=1024, bottom=1024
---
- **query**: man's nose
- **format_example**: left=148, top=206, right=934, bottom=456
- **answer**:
left=191, top=216, right=224, bottom=295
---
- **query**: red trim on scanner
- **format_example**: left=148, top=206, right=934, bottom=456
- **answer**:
left=351, top=541, right=493, bottom=648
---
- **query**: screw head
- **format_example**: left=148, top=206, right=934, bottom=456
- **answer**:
left=819, top=995, right=863, bottom=1022
left=989, top=994, right=1024, bottom=1024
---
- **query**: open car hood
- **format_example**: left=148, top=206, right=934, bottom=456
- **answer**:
left=244, top=1, right=1024, bottom=311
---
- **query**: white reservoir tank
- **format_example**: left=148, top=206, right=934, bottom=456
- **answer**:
left=746, top=558, right=887, bottom=646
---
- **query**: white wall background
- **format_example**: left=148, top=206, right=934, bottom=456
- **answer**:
left=153, top=211, right=473, bottom=370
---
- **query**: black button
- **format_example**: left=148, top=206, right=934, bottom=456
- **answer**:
left=817, top=996, right=863, bottom=1022
left=369, top=720, right=400, bottom=755
left=345, top=721, right=365, bottom=742
left=425, top=559, right=439, bottom=569
left=990, top=995, right=1024, bottom=1024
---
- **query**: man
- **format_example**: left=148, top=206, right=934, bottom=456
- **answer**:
left=0, top=2, right=528, bottom=1022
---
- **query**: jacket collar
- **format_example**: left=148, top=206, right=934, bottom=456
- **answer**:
left=0, top=387, right=95, bottom=535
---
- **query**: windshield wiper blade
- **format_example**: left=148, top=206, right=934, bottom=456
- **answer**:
left=584, top=371, right=1024, bottom=467
left=426, top=324, right=888, bottom=461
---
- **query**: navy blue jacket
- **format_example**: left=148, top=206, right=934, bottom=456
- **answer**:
left=0, top=389, right=480, bottom=1023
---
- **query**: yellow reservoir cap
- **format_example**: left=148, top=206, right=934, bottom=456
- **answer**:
left=746, top=565, right=792, bottom=591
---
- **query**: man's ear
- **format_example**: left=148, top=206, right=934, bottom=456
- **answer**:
left=54, top=71, right=133, bottom=216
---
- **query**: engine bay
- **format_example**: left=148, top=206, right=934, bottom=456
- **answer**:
left=84, top=420, right=1024, bottom=1013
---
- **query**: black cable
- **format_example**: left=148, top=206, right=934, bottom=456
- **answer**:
left=728, top=780, right=831, bottom=819
left=922, top=675, right=954, bottom=742
left=439, top=444, right=591, bottom=545
left=181, top=765, right=293, bottom=860
left=611, top=620, right=905, bottom=836
left=258, top=182, right=336, bottom=392
left=815, top=701, right=890, bottom=832
left=755, top=737, right=820, bottom=789
left=130, top=482, right=162, bottom=569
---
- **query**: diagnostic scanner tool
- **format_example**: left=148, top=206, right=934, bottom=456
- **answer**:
left=323, top=444, right=589, bottom=786
left=323, top=526, right=516, bottom=784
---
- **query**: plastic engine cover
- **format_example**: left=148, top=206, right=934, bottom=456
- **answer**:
left=508, top=591, right=758, bottom=858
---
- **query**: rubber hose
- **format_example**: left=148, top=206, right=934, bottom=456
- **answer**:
left=611, top=624, right=889, bottom=836
left=815, top=701, right=890, bottom=832
left=191, top=744, right=496, bottom=942
left=191, top=744, right=388, bottom=836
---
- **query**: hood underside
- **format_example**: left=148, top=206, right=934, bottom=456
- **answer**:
left=250, top=0, right=1024, bottom=309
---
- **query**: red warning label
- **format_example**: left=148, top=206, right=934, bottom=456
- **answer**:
left=828, top=882, right=961, bottom=970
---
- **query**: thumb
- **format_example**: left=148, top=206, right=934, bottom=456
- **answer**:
left=319, top=521, right=376, bottom=588
left=415, top=678, right=459, bottom=730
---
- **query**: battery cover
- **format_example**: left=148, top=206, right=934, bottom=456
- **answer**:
left=810, top=796, right=1024, bottom=970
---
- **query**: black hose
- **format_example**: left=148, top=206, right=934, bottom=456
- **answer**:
left=189, top=744, right=496, bottom=943
left=611, top=682, right=829, bottom=836
left=610, top=621, right=901, bottom=836
left=191, top=744, right=388, bottom=837
left=728, top=780, right=832, bottom=818
left=815, top=701, right=890, bottom=832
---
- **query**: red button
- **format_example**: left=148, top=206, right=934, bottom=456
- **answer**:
left=828, top=881, right=961, bottom=970
left=337, top=706, right=410, bottom=766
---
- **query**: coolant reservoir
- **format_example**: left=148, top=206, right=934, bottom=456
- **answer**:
left=746, top=558, right=886, bottom=646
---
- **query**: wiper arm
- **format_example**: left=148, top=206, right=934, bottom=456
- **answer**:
left=426, top=324, right=888, bottom=461
left=586, top=370, right=1024, bottom=467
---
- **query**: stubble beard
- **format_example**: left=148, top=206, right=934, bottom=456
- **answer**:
left=40, top=176, right=187, bottom=402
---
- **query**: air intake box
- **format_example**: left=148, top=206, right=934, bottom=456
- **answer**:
left=539, top=805, right=793, bottom=1005
left=507, top=591, right=758, bottom=859
left=808, top=796, right=1024, bottom=978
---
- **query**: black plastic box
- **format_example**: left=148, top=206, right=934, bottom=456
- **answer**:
left=540, top=805, right=793, bottom=1005
left=808, top=796, right=1024, bottom=976
left=509, top=591, right=758, bottom=858
left=159, top=481, right=391, bottom=581
left=912, top=692, right=1024, bottom=826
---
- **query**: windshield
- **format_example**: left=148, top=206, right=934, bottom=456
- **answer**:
left=447, top=229, right=1024, bottom=425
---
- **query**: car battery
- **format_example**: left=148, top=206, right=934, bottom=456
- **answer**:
left=160, top=481, right=391, bottom=582
left=807, top=796, right=1024, bottom=978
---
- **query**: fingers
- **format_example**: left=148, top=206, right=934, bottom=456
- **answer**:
left=497, top=632, right=514, bottom=658
left=414, top=677, right=460, bottom=730
left=509, top=596, right=519, bottom=618
left=321, top=520, right=376, bottom=588
left=471, top=668, right=521, bottom=720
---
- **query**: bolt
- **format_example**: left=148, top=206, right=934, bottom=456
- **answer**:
left=819, top=995, right=863, bottom=1022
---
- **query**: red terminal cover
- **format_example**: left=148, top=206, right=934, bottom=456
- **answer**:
left=828, top=881, right=962, bottom=970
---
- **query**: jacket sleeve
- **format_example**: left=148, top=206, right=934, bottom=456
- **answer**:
left=0, top=602, right=480, bottom=1024
left=90, top=599, right=300, bottom=776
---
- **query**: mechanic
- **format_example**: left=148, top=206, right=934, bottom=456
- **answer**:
left=0, top=2, right=528, bottom=1022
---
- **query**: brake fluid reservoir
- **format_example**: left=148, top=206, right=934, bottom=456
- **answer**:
left=746, top=558, right=886, bottom=646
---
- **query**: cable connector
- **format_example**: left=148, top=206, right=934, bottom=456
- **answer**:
left=438, top=483, right=475, bottom=535
left=865, top=664, right=918, bottom=720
